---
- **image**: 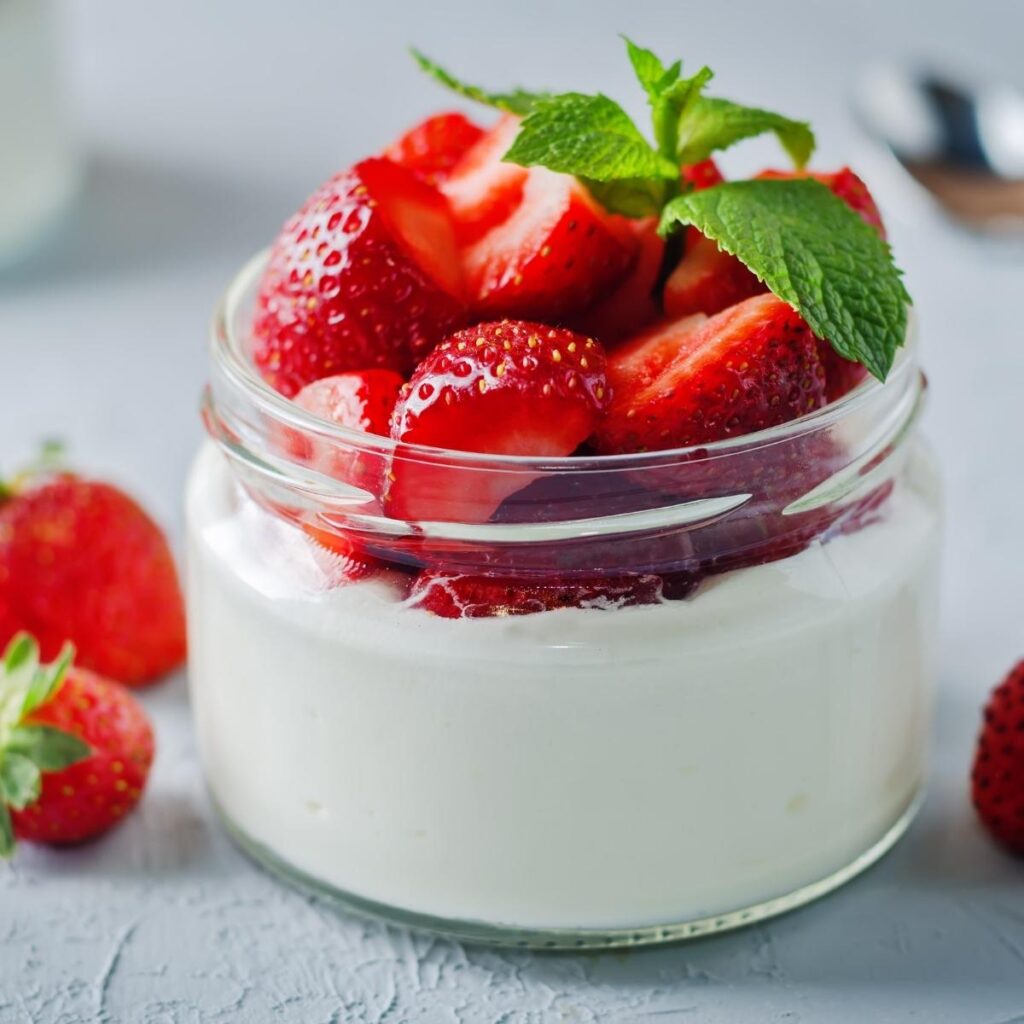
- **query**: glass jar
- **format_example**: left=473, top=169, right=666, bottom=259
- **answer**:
left=0, top=0, right=78, bottom=264
left=187, top=252, right=942, bottom=949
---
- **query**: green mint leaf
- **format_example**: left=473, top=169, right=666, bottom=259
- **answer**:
left=503, top=92, right=677, bottom=185
left=659, top=179, right=910, bottom=380
left=578, top=176, right=665, bottom=218
left=0, top=752, right=41, bottom=811
left=0, top=803, right=13, bottom=858
left=651, top=66, right=714, bottom=160
left=411, top=49, right=544, bottom=116
left=22, top=642, right=74, bottom=718
left=623, top=37, right=678, bottom=99
left=7, top=724, right=90, bottom=772
left=677, top=96, right=815, bottom=167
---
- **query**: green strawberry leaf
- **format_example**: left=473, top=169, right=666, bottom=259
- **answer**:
left=0, top=752, right=41, bottom=810
left=503, top=92, right=677, bottom=184
left=6, top=725, right=90, bottom=772
left=677, top=96, right=815, bottom=168
left=0, top=634, right=39, bottom=738
left=659, top=179, right=910, bottom=380
left=410, top=50, right=545, bottom=116
left=21, top=642, right=74, bottom=718
left=0, top=804, right=13, bottom=858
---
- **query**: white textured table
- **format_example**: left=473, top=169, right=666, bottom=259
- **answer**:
left=2, top=2, right=1023, bottom=1021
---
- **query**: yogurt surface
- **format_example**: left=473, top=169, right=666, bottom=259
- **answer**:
left=186, top=443, right=941, bottom=931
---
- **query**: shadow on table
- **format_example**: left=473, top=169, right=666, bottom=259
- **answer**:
left=0, top=151, right=294, bottom=293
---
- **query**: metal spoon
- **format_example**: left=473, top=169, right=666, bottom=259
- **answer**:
left=855, top=66, right=1024, bottom=233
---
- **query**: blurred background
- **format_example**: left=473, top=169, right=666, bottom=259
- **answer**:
left=2, top=2, right=1023, bottom=1019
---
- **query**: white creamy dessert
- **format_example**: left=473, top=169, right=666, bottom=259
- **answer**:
left=187, top=441, right=941, bottom=933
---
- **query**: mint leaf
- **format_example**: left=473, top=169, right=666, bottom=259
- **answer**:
left=504, top=93, right=677, bottom=183
left=0, top=752, right=41, bottom=810
left=579, top=176, right=665, bottom=218
left=623, top=37, right=680, bottom=98
left=7, top=725, right=90, bottom=771
left=411, top=50, right=544, bottom=116
left=678, top=96, right=815, bottom=168
left=659, top=179, right=910, bottom=380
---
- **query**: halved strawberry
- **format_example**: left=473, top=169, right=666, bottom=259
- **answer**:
left=571, top=217, right=665, bottom=343
left=385, top=111, right=484, bottom=185
left=462, top=168, right=637, bottom=321
left=253, top=157, right=466, bottom=396
left=681, top=159, right=725, bottom=191
left=409, top=570, right=665, bottom=618
left=594, top=293, right=827, bottom=453
left=598, top=311, right=707, bottom=393
left=817, top=342, right=869, bottom=401
left=440, top=115, right=528, bottom=244
left=388, top=320, right=609, bottom=522
left=756, top=167, right=886, bottom=235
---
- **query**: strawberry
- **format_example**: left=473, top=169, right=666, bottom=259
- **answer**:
left=461, top=168, right=637, bottom=322
left=756, top=166, right=886, bottom=235
left=571, top=217, right=665, bottom=343
left=0, top=474, right=185, bottom=686
left=972, top=660, right=1024, bottom=855
left=385, top=111, right=484, bottom=185
left=817, top=342, right=869, bottom=401
left=388, top=320, right=609, bottom=522
left=594, top=293, right=827, bottom=454
left=665, top=159, right=765, bottom=320
left=409, top=570, right=665, bottom=618
left=253, top=157, right=466, bottom=397
left=440, top=114, right=529, bottom=244
left=0, top=634, right=153, bottom=853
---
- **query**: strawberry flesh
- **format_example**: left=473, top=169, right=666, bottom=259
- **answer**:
left=253, top=157, right=466, bottom=396
left=972, top=660, right=1024, bottom=855
left=409, top=570, right=665, bottom=618
left=388, top=320, right=609, bottom=522
left=385, top=111, right=484, bottom=186
left=595, top=293, right=827, bottom=454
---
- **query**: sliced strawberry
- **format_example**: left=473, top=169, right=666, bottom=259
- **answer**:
left=440, top=115, right=528, bottom=244
left=409, top=570, right=665, bottom=618
left=388, top=320, right=609, bottom=522
left=599, top=311, right=707, bottom=394
left=253, top=157, right=466, bottom=396
left=817, top=341, right=869, bottom=401
left=385, top=111, right=484, bottom=185
left=462, top=168, right=637, bottom=321
left=594, top=293, right=827, bottom=453
left=294, top=369, right=404, bottom=438
left=756, top=167, right=886, bottom=236
left=571, top=217, right=665, bottom=343
left=663, top=237, right=766, bottom=319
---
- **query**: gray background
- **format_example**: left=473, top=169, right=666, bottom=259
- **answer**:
left=2, top=1, right=1023, bottom=1021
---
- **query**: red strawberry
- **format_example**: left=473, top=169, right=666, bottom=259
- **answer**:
left=253, top=157, right=466, bottom=396
left=681, top=159, right=725, bottom=191
left=1, top=634, right=153, bottom=853
left=572, top=217, right=665, bottom=343
left=817, top=342, right=869, bottom=401
left=756, top=167, right=886, bottom=235
left=0, top=475, right=185, bottom=686
left=972, top=660, right=1024, bottom=855
left=293, top=369, right=404, bottom=444
left=461, top=167, right=637, bottom=322
left=409, top=570, right=665, bottom=618
left=388, top=320, right=609, bottom=522
left=440, top=114, right=529, bottom=244
left=594, top=293, right=827, bottom=453
left=385, top=111, right=484, bottom=185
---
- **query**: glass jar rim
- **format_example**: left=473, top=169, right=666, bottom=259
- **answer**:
left=211, top=249, right=919, bottom=470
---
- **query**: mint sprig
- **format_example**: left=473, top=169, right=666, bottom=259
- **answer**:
left=0, top=634, right=90, bottom=857
left=412, top=38, right=909, bottom=381
left=660, top=180, right=910, bottom=379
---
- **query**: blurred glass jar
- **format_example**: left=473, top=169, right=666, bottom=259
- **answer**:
left=0, top=0, right=78, bottom=263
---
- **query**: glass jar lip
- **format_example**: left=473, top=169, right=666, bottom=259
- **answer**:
left=212, top=248, right=918, bottom=469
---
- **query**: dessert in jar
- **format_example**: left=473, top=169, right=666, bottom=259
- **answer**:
left=187, top=40, right=942, bottom=947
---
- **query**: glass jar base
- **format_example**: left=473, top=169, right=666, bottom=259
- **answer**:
left=214, top=791, right=923, bottom=950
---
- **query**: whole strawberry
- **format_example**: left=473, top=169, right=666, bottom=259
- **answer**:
left=0, top=472, right=186, bottom=686
left=972, top=660, right=1024, bottom=854
left=0, top=634, right=154, bottom=854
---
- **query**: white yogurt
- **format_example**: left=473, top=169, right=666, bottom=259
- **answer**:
left=186, top=442, right=941, bottom=931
